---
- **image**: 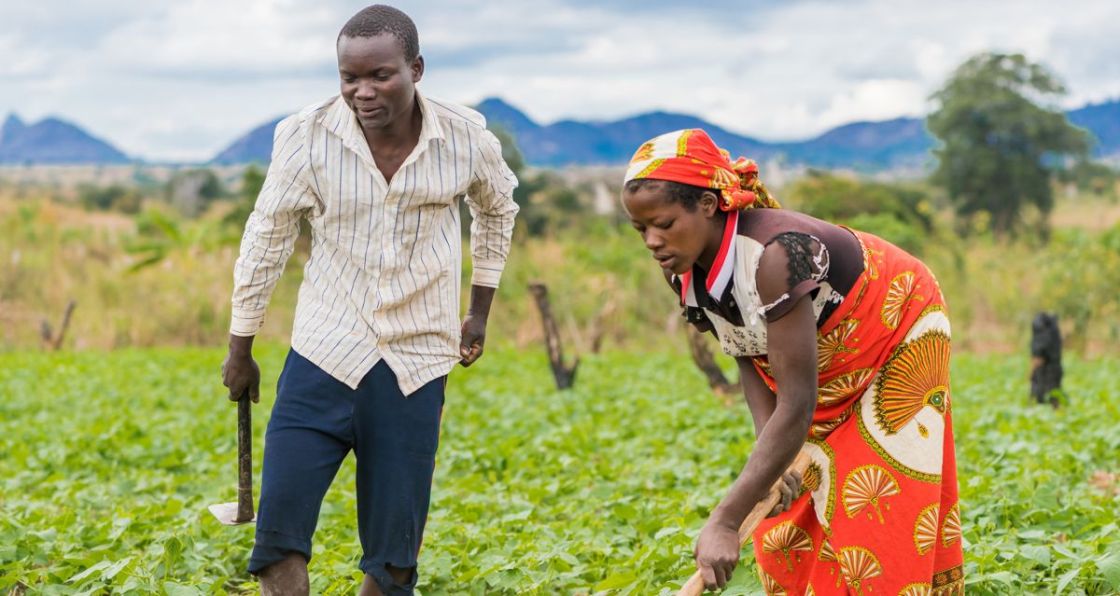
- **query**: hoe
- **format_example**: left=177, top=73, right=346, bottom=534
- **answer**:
left=207, top=396, right=256, bottom=525
left=676, top=451, right=812, bottom=595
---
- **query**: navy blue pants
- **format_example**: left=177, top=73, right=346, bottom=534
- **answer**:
left=248, top=350, right=445, bottom=594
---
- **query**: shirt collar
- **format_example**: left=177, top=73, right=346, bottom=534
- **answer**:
left=678, top=209, right=739, bottom=307
left=415, top=91, right=446, bottom=145
left=317, top=90, right=445, bottom=168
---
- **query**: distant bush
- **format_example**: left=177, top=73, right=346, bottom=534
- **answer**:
left=77, top=183, right=143, bottom=214
left=1059, top=160, right=1119, bottom=200
left=783, top=172, right=935, bottom=255
left=3, top=176, right=1119, bottom=355
left=1037, top=225, right=1120, bottom=346
left=222, top=165, right=265, bottom=228
left=164, top=169, right=226, bottom=217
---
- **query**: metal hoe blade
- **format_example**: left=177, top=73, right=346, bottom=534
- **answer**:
left=209, top=397, right=255, bottom=525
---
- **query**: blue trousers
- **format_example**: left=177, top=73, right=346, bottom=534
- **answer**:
left=248, top=350, right=445, bottom=594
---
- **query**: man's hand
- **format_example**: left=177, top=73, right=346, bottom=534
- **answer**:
left=459, top=313, right=487, bottom=367
left=694, top=520, right=741, bottom=591
left=767, top=470, right=803, bottom=517
left=460, top=284, right=496, bottom=367
left=222, top=334, right=260, bottom=403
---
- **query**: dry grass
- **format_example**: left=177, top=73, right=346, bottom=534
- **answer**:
left=2, top=189, right=1118, bottom=356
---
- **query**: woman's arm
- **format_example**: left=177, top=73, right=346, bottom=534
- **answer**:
left=710, top=295, right=817, bottom=528
left=692, top=294, right=818, bottom=590
left=736, top=356, right=776, bottom=436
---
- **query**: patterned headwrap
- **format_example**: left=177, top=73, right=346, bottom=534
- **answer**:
left=623, top=128, right=780, bottom=211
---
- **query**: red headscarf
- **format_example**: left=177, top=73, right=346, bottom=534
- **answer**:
left=623, top=128, right=779, bottom=211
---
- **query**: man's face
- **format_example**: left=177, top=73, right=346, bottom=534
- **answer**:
left=337, top=33, right=424, bottom=132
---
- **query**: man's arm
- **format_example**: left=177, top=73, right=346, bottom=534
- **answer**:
left=458, top=285, right=495, bottom=367
left=222, top=115, right=318, bottom=400
left=459, top=128, right=519, bottom=366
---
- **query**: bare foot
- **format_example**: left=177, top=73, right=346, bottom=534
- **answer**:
left=358, top=566, right=414, bottom=596
left=259, top=553, right=309, bottom=596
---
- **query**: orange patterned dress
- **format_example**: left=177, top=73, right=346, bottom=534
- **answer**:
left=750, top=231, right=964, bottom=595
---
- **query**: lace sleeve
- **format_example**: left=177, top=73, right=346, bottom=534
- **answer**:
left=757, top=231, right=830, bottom=322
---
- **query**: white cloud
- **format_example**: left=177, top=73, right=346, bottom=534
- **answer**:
left=0, top=35, right=50, bottom=78
left=1, top=0, right=1117, bottom=161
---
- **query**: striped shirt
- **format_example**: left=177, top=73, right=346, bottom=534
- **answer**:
left=230, top=92, right=518, bottom=395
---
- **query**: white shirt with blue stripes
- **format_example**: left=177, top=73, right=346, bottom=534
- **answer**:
left=230, top=92, right=518, bottom=395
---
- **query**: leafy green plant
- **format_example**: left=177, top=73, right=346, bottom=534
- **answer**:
left=1, top=348, right=1117, bottom=594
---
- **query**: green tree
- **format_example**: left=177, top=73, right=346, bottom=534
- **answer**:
left=165, top=168, right=227, bottom=217
left=786, top=172, right=934, bottom=254
left=927, top=52, right=1091, bottom=236
left=484, top=124, right=551, bottom=237
left=1060, top=160, right=1118, bottom=200
left=223, top=164, right=265, bottom=228
left=77, top=183, right=143, bottom=214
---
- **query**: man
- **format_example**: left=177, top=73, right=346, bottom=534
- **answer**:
left=220, top=5, right=518, bottom=595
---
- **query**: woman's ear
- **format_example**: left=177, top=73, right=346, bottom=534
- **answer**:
left=700, top=190, right=720, bottom=217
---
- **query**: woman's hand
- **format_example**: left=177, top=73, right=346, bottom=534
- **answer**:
left=767, top=470, right=803, bottom=517
left=694, top=520, right=741, bottom=591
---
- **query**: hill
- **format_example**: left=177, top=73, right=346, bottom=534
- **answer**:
left=0, top=114, right=130, bottom=165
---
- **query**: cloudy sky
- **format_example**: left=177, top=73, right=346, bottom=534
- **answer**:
left=2, top=0, right=1117, bottom=162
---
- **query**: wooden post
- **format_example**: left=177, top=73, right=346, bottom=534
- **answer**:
left=528, top=283, right=579, bottom=390
left=1030, top=312, right=1064, bottom=408
left=39, top=300, right=76, bottom=351
left=588, top=298, right=616, bottom=354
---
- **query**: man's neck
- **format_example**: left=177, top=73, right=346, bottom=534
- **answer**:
left=362, top=97, right=423, bottom=153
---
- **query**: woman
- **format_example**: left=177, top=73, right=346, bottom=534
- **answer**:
left=622, top=129, right=963, bottom=595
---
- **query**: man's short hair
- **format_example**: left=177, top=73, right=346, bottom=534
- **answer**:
left=338, top=5, right=420, bottom=61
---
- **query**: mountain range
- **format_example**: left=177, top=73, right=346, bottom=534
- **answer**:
left=199, top=96, right=1120, bottom=170
left=472, top=98, right=1120, bottom=169
left=3, top=97, right=1118, bottom=169
left=0, top=114, right=130, bottom=165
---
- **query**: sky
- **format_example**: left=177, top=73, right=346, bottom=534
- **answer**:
left=2, top=0, right=1118, bottom=163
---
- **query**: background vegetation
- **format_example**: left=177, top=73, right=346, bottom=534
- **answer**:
left=2, top=50, right=1119, bottom=595
left=3, top=164, right=1118, bottom=355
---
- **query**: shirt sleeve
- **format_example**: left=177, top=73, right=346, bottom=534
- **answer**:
left=757, top=232, right=829, bottom=323
left=229, top=115, right=318, bottom=336
left=464, top=128, right=520, bottom=288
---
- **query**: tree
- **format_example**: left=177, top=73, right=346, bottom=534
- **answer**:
left=927, top=52, right=1091, bottom=236
left=166, top=168, right=226, bottom=217
left=77, top=183, right=143, bottom=213
left=786, top=172, right=934, bottom=255
left=223, top=164, right=265, bottom=228
left=485, top=124, right=550, bottom=237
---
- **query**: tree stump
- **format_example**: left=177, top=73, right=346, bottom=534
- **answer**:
left=39, top=300, right=76, bottom=351
left=1030, top=312, right=1063, bottom=408
left=528, top=283, right=579, bottom=389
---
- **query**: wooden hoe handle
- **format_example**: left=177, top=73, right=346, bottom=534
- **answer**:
left=235, top=397, right=254, bottom=523
left=676, top=451, right=813, bottom=596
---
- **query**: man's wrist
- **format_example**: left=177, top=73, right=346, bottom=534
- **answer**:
left=467, top=285, right=496, bottom=322
left=228, top=334, right=255, bottom=357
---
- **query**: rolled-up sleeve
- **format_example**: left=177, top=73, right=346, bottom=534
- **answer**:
left=229, top=115, right=318, bottom=336
left=465, top=128, right=519, bottom=288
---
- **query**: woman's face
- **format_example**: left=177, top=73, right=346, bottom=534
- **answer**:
left=622, top=181, right=724, bottom=275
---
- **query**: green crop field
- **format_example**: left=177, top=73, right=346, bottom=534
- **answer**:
left=2, top=347, right=1118, bottom=595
